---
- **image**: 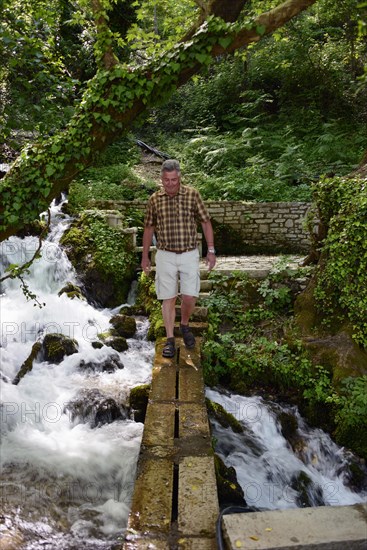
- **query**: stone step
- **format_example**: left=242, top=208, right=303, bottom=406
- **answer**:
left=222, top=504, right=367, bottom=550
left=175, top=305, right=208, bottom=321
left=174, top=321, right=208, bottom=337
left=199, top=279, right=213, bottom=292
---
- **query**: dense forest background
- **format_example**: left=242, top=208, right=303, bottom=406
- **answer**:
left=1, top=0, right=366, bottom=207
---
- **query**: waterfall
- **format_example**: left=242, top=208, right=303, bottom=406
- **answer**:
left=206, top=388, right=367, bottom=510
left=0, top=201, right=155, bottom=549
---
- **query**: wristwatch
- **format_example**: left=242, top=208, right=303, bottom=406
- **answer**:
left=207, top=247, right=216, bottom=254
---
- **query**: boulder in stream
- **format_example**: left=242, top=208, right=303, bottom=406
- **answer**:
left=78, top=353, right=124, bottom=373
left=109, top=314, right=136, bottom=338
left=40, top=333, right=78, bottom=364
left=65, top=388, right=128, bottom=428
left=214, top=453, right=247, bottom=507
left=13, top=342, right=42, bottom=384
left=58, top=281, right=85, bottom=300
left=129, top=384, right=150, bottom=422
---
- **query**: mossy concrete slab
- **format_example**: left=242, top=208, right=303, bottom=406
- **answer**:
left=179, top=403, right=211, bottom=440
left=222, top=503, right=367, bottom=549
left=150, top=362, right=177, bottom=401
left=177, top=536, right=217, bottom=549
left=156, top=338, right=179, bottom=365
left=128, top=457, right=173, bottom=534
left=124, top=537, right=169, bottom=549
left=178, top=367, right=205, bottom=402
left=178, top=456, right=219, bottom=537
left=142, top=402, right=176, bottom=447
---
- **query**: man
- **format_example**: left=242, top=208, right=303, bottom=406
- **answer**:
left=141, top=159, right=216, bottom=357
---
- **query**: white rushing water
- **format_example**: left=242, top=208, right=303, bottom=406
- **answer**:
left=206, top=388, right=367, bottom=510
left=0, top=202, right=155, bottom=548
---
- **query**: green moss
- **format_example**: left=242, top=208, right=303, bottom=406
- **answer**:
left=42, top=333, right=78, bottom=363
left=206, top=398, right=243, bottom=433
left=58, top=282, right=84, bottom=300
left=129, top=384, right=150, bottom=422
left=214, top=454, right=246, bottom=506
left=61, top=210, right=137, bottom=306
left=135, top=273, right=165, bottom=340
left=13, top=342, right=42, bottom=384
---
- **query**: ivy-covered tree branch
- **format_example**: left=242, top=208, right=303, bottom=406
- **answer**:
left=0, top=0, right=318, bottom=242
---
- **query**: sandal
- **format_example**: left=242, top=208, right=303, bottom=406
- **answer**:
left=180, top=324, right=195, bottom=349
left=162, top=338, right=176, bottom=358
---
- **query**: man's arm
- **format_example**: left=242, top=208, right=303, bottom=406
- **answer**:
left=201, top=219, right=216, bottom=271
left=141, top=225, right=155, bottom=273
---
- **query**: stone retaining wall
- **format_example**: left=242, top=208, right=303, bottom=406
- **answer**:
left=90, top=200, right=316, bottom=254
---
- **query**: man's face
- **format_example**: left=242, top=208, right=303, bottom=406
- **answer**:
left=162, top=170, right=180, bottom=197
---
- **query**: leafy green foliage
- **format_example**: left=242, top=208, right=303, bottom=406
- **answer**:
left=313, top=177, right=367, bottom=346
left=134, top=273, right=165, bottom=340
left=0, top=12, right=267, bottom=236
left=142, top=0, right=367, bottom=202
left=330, top=376, right=367, bottom=457
left=201, top=270, right=331, bottom=405
left=67, top=165, right=154, bottom=212
left=61, top=210, right=137, bottom=303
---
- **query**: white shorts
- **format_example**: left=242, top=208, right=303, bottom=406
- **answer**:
left=155, top=248, right=200, bottom=300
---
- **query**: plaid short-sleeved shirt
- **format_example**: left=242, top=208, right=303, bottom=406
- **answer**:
left=144, top=185, right=210, bottom=252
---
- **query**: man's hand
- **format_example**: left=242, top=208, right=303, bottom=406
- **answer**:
left=206, top=252, right=216, bottom=271
left=141, top=257, right=151, bottom=275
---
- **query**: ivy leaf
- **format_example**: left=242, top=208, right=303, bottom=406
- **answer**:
left=102, top=114, right=111, bottom=124
left=51, top=144, right=61, bottom=154
left=218, top=36, right=232, bottom=49
left=195, top=53, right=209, bottom=64
left=256, top=25, right=266, bottom=35
left=46, top=165, right=56, bottom=177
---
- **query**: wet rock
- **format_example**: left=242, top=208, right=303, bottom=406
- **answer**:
left=278, top=411, right=299, bottom=447
left=40, top=333, right=78, bottom=364
left=290, top=470, right=324, bottom=507
left=206, top=398, right=243, bottom=433
left=110, top=314, right=136, bottom=338
left=344, top=459, right=367, bottom=492
left=214, top=453, right=246, bottom=507
left=105, top=336, right=128, bottom=353
left=58, top=282, right=84, bottom=300
left=78, top=354, right=124, bottom=373
left=129, top=384, right=150, bottom=422
left=91, top=341, right=104, bottom=349
left=65, top=388, right=128, bottom=428
left=13, top=342, right=42, bottom=384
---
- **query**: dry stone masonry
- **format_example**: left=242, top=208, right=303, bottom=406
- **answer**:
left=92, top=200, right=316, bottom=254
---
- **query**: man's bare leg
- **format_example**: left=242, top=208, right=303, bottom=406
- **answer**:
left=180, top=294, right=196, bottom=326
left=162, top=296, right=177, bottom=338
left=180, top=295, right=196, bottom=348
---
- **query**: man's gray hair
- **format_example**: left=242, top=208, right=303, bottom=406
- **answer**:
left=161, top=159, right=181, bottom=176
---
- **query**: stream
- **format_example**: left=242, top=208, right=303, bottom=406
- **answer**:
left=0, top=202, right=154, bottom=549
left=1, top=201, right=366, bottom=549
left=206, top=388, right=367, bottom=510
